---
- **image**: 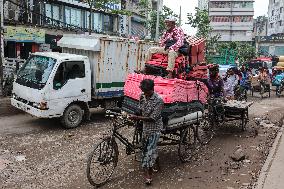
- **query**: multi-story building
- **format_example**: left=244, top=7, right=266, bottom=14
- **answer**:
left=3, top=0, right=161, bottom=59
left=198, top=0, right=209, bottom=10
left=267, top=0, right=284, bottom=36
left=257, top=0, right=284, bottom=56
left=209, top=0, right=254, bottom=42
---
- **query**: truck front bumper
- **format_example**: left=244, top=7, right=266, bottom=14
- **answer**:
left=11, top=98, right=59, bottom=118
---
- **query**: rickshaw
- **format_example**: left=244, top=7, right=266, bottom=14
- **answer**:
left=86, top=103, right=213, bottom=187
left=272, top=66, right=284, bottom=97
left=250, top=75, right=271, bottom=98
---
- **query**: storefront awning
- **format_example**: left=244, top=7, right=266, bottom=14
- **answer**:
left=57, top=35, right=100, bottom=51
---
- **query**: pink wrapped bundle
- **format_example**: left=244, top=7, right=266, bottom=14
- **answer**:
left=124, top=73, right=209, bottom=104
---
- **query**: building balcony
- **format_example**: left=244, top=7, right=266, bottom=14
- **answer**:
left=210, top=22, right=253, bottom=31
left=210, top=0, right=254, bottom=2
left=216, top=34, right=253, bottom=42
left=209, top=8, right=254, bottom=13
left=3, top=0, right=120, bottom=36
left=268, top=26, right=284, bottom=36
left=56, top=0, right=121, bottom=10
left=210, top=11, right=254, bottom=16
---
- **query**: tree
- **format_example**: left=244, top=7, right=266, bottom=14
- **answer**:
left=84, top=0, right=130, bottom=35
left=215, top=42, right=256, bottom=64
left=147, top=6, right=178, bottom=39
left=186, top=8, right=212, bottom=39
left=186, top=8, right=256, bottom=64
left=186, top=8, right=220, bottom=62
left=255, top=15, right=267, bottom=55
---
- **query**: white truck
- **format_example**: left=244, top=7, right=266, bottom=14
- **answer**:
left=11, top=35, right=154, bottom=128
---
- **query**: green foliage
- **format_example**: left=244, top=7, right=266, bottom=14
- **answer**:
left=186, top=8, right=256, bottom=64
left=83, top=0, right=131, bottom=15
left=255, top=15, right=267, bottom=35
left=85, top=0, right=118, bottom=9
left=83, top=0, right=131, bottom=34
left=216, top=42, right=256, bottom=64
left=186, top=8, right=212, bottom=39
left=186, top=8, right=220, bottom=62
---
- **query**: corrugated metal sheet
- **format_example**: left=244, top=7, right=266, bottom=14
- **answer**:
left=62, top=36, right=155, bottom=98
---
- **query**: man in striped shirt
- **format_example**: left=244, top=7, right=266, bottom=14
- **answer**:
left=146, top=16, right=185, bottom=78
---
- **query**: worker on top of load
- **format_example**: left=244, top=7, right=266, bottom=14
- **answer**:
left=145, top=16, right=185, bottom=78
left=207, top=64, right=224, bottom=98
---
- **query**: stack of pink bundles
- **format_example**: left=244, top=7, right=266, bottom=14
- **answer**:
left=124, top=73, right=209, bottom=104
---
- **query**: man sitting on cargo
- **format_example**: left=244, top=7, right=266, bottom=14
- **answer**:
left=145, top=16, right=185, bottom=78
left=129, top=79, right=164, bottom=185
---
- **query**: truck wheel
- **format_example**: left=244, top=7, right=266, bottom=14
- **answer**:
left=61, top=104, right=83, bottom=129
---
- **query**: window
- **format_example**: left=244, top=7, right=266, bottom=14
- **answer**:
left=272, top=10, right=275, bottom=16
left=65, top=7, right=82, bottom=27
left=93, top=13, right=103, bottom=32
left=17, top=56, right=57, bottom=89
left=65, top=8, right=71, bottom=25
left=279, top=20, right=283, bottom=26
left=103, top=14, right=114, bottom=32
left=53, top=61, right=85, bottom=90
left=45, top=4, right=62, bottom=25
left=280, top=7, right=284, bottom=13
left=270, top=23, right=274, bottom=28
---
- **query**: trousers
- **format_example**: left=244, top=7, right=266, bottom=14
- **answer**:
left=146, top=47, right=178, bottom=71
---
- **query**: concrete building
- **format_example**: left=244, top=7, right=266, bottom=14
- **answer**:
left=3, top=0, right=160, bottom=59
left=198, top=0, right=209, bottom=10
left=209, top=0, right=254, bottom=42
left=255, top=0, right=284, bottom=56
left=267, top=0, right=284, bottom=36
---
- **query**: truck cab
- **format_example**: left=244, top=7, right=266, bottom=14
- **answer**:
left=11, top=52, right=92, bottom=128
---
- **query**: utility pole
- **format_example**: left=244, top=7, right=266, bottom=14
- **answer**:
left=0, top=0, right=4, bottom=97
left=155, top=0, right=160, bottom=42
left=145, top=0, right=149, bottom=39
left=179, top=6, right=181, bottom=27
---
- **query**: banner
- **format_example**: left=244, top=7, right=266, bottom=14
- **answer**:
left=4, top=26, right=45, bottom=43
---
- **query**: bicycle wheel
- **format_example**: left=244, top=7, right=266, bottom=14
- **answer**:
left=178, top=126, right=197, bottom=162
left=87, top=137, right=119, bottom=187
left=197, top=115, right=214, bottom=145
left=276, top=86, right=281, bottom=97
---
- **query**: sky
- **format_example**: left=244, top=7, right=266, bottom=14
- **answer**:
left=163, top=0, right=270, bottom=35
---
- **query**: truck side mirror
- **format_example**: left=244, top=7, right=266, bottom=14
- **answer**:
left=53, top=82, right=62, bottom=90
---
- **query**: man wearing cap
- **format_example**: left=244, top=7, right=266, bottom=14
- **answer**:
left=146, top=16, right=185, bottom=78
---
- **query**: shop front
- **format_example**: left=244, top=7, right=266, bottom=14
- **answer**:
left=4, top=26, right=45, bottom=59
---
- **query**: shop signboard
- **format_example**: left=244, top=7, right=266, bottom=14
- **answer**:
left=259, top=35, right=284, bottom=42
left=4, top=26, right=45, bottom=43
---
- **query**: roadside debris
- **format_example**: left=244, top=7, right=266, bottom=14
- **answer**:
left=231, top=147, right=246, bottom=162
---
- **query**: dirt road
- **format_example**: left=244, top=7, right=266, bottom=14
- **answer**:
left=0, top=96, right=284, bottom=189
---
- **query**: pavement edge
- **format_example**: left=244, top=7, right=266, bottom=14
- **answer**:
left=253, top=126, right=284, bottom=189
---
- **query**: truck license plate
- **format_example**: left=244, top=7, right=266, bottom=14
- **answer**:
left=17, top=103, right=26, bottom=111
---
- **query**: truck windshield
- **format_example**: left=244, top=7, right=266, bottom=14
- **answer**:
left=16, top=55, right=57, bottom=89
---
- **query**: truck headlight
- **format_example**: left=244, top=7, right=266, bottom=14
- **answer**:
left=12, top=93, right=17, bottom=99
left=39, top=102, right=48, bottom=110
left=33, top=102, right=48, bottom=110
